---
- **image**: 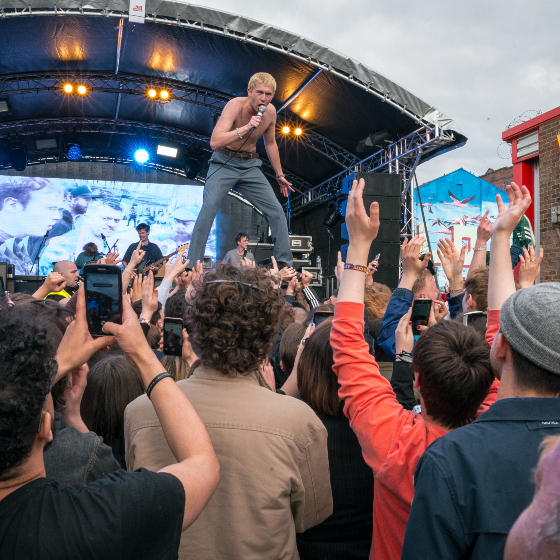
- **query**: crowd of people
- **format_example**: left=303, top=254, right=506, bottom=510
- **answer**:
left=0, top=179, right=558, bottom=560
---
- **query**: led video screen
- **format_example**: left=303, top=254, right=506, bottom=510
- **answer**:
left=0, top=176, right=215, bottom=275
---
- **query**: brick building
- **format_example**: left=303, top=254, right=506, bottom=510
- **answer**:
left=503, top=108, right=560, bottom=282
left=478, top=166, right=512, bottom=191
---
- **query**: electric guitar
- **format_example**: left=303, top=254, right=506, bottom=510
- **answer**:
left=137, top=243, right=190, bottom=276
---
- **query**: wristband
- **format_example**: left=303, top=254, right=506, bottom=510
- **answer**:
left=474, top=247, right=486, bottom=252
left=146, top=372, right=174, bottom=399
left=396, top=350, right=413, bottom=363
left=276, top=174, right=285, bottom=178
left=138, top=318, right=150, bottom=324
left=236, top=128, right=243, bottom=139
left=449, top=289, right=464, bottom=294
left=344, top=263, right=368, bottom=274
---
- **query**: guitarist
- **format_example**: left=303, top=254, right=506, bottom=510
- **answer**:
left=122, top=223, right=163, bottom=273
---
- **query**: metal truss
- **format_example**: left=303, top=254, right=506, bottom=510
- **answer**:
left=0, top=72, right=232, bottom=111
left=285, top=125, right=454, bottom=218
left=0, top=72, right=365, bottom=170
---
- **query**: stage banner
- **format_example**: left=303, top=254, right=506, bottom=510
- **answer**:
left=0, top=176, right=214, bottom=276
left=128, top=0, right=146, bottom=23
left=412, top=169, right=502, bottom=288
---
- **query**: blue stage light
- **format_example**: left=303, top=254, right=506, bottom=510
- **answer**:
left=67, top=144, right=82, bottom=161
left=134, top=148, right=149, bottom=164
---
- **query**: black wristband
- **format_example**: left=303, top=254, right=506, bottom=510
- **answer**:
left=146, top=372, right=174, bottom=399
left=281, top=283, right=289, bottom=289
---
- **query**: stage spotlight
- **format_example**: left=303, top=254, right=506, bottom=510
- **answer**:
left=67, top=144, right=82, bottom=161
left=184, top=156, right=202, bottom=180
left=295, top=128, right=302, bottom=136
left=6, top=140, right=28, bottom=172
left=157, top=145, right=178, bottom=158
left=282, top=126, right=290, bottom=134
left=63, top=84, right=73, bottom=93
left=134, top=148, right=150, bottom=164
left=148, top=88, right=157, bottom=98
left=160, top=90, right=169, bottom=100
left=77, top=85, right=87, bottom=95
left=323, top=199, right=344, bottom=229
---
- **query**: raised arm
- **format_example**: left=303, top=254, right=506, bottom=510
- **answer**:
left=32, top=272, right=67, bottom=300
left=122, top=242, right=146, bottom=293
left=467, top=209, right=491, bottom=279
left=103, top=290, right=220, bottom=531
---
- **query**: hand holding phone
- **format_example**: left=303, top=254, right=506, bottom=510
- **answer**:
left=410, top=298, right=432, bottom=332
left=313, top=310, right=334, bottom=327
left=83, top=264, right=123, bottom=337
left=164, top=317, right=184, bottom=356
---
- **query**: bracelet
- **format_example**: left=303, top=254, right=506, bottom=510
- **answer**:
left=138, top=318, right=150, bottom=324
left=146, top=372, right=174, bottom=399
left=474, top=247, right=486, bottom=252
left=276, top=174, right=285, bottom=179
left=344, top=263, right=368, bottom=274
left=449, top=289, right=464, bottom=294
left=236, top=127, right=243, bottom=139
left=396, top=350, right=413, bottom=363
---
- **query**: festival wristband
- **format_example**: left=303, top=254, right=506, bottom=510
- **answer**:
left=146, top=372, right=174, bottom=399
left=343, top=263, right=368, bottom=274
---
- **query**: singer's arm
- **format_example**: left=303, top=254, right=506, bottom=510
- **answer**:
left=210, top=99, right=255, bottom=150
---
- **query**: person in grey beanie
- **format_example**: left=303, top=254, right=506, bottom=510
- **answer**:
left=402, top=182, right=560, bottom=560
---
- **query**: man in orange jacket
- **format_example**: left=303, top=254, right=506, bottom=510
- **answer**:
left=330, top=178, right=499, bottom=560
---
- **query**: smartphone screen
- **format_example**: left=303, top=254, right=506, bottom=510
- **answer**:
left=313, top=311, right=334, bottom=327
left=164, top=318, right=183, bottom=356
left=411, top=298, right=432, bottom=331
left=375, top=253, right=381, bottom=261
left=84, top=265, right=122, bottom=337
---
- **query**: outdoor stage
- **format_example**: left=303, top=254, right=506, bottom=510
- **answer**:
left=0, top=1, right=466, bottom=291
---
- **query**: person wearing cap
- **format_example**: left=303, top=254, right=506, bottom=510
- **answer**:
left=151, top=208, right=197, bottom=256
left=49, top=185, right=96, bottom=238
left=401, top=183, right=560, bottom=560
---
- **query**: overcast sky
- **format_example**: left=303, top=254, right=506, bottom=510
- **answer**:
left=181, top=0, right=560, bottom=184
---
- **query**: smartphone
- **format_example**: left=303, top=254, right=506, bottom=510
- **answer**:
left=83, top=264, right=123, bottom=337
left=374, top=253, right=381, bottom=261
left=410, top=298, right=432, bottom=331
left=313, top=310, right=334, bottom=327
left=164, top=317, right=184, bottom=356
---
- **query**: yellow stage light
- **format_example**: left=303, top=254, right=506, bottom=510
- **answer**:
left=160, top=90, right=169, bottom=100
left=282, top=126, right=290, bottom=134
left=63, top=84, right=73, bottom=93
left=148, top=89, right=157, bottom=98
left=295, top=128, right=302, bottom=136
left=77, top=85, right=87, bottom=95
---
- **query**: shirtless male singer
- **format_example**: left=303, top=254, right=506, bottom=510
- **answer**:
left=186, top=72, right=295, bottom=267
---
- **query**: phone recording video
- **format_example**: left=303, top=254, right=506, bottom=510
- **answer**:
left=164, top=317, right=184, bottom=356
left=83, top=265, right=123, bottom=337
left=313, top=311, right=334, bottom=327
left=410, top=298, right=432, bottom=331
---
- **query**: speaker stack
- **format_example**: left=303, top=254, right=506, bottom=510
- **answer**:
left=340, top=172, right=402, bottom=289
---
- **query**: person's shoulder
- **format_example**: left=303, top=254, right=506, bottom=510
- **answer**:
left=125, top=393, right=159, bottom=428
left=422, top=421, right=484, bottom=466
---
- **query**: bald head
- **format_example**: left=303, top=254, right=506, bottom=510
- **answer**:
left=53, top=260, right=79, bottom=288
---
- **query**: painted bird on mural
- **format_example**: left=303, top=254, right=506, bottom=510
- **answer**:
left=440, top=190, right=477, bottom=208
left=416, top=202, right=435, bottom=213
left=429, top=219, right=454, bottom=236
left=463, top=214, right=483, bottom=225
left=445, top=218, right=467, bottom=226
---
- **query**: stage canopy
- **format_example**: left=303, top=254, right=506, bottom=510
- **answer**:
left=0, top=1, right=467, bottom=200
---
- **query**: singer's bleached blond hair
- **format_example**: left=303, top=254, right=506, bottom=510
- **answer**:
left=248, top=72, right=276, bottom=94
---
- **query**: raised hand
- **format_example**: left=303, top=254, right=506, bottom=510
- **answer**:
left=334, top=251, right=345, bottom=283
left=104, top=252, right=122, bottom=265
left=141, top=271, right=159, bottom=320
left=401, top=236, right=431, bottom=284
left=432, top=300, right=448, bottom=323
left=131, top=273, right=144, bottom=303
left=301, top=270, right=314, bottom=288
left=491, top=182, right=532, bottom=238
left=346, top=179, right=380, bottom=250
left=44, top=272, right=67, bottom=293
left=437, top=238, right=466, bottom=291
left=519, top=245, right=544, bottom=289
left=476, top=210, right=492, bottom=245
left=278, top=176, right=295, bottom=198
left=166, top=249, right=190, bottom=282
left=395, top=307, right=414, bottom=356
left=129, top=241, right=146, bottom=268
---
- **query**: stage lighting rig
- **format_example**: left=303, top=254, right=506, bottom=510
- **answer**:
left=157, top=145, right=178, bottom=158
left=148, top=88, right=157, bottom=98
left=0, top=98, right=11, bottom=114
left=5, top=139, right=28, bottom=172
left=63, top=84, right=73, bottom=93
left=295, top=128, right=302, bottom=136
left=77, top=85, right=87, bottom=95
left=160, top=90, right=169, bottom=100
left=67, top=143, right=82, bottom=161
left=282, top=126, right=290, bottom=134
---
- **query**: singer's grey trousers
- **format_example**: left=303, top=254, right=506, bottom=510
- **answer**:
left=187, top=151, right=293, bottom=266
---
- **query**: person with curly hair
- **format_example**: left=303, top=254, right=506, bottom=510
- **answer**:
left=126, top=262, right=333, bottom=560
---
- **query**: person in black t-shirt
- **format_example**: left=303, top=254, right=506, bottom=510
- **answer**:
left=0, top=286, right=219, bottom=560
left=122, top=223, right=163, bottom=273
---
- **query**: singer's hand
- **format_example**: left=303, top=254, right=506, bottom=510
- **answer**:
left=248, top=115, right=262, bottom=130
left=278, top=176, right=294, bottom=198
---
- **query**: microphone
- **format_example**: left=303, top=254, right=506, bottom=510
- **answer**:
left=43, top=230, right=49, bottom=239
left=101, top=234, right=107, bottom=241
left=250, top=105, right=267, bottom=133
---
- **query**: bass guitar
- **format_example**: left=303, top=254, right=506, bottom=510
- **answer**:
left=137, top=243, right=190, bottom=276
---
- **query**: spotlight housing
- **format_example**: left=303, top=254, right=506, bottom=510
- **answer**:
left=282, top=126, right=290, bottom=134
left=148, top=88, right=157, bottom=98
left=157, top=145, right=178, bottom=158
left=0, top=98, right=11, bottom=114
left=63, top=84, right=73, bottom=93
left=77, top=85, right=87, bottom=95
left=323, top=198, right=345, bottom=229
left=6, top=139, right=28, bottom=172
left=295, top=128, right=302, bottom=136
left=160, top=90, right=169, bottom=100
left=134, top=148, right=150, bottom=164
